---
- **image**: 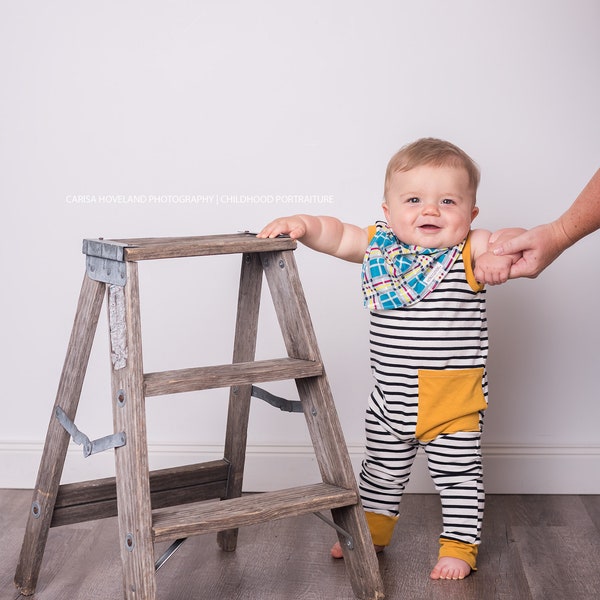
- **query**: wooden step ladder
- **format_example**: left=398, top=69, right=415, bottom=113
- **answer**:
left=14, top=233, right=385, bottom=600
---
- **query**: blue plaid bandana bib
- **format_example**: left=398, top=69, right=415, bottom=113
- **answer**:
left=361, top=222, right=465, bottom=310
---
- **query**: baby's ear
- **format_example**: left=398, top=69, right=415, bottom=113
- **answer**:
left=382, top=201, right=390, bottom=222
left=471, top=206, right=479, bottom=221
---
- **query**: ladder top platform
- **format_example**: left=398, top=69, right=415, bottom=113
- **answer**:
left=83, top=232, right=296, bottom=262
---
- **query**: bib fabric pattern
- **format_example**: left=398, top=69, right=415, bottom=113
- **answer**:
left=361, top=221, right=465, bottom=310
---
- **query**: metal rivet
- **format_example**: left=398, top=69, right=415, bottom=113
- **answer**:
left=278, top=260, right=285, bottom=269
left=125, top=533, right=135, bottom=552
left=117, top=389, right=126, bottom=407
left=311, top=408, right=317, bottom=417
left=31, top=501, right=41, bottom=519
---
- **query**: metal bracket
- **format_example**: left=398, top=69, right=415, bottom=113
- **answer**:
left=55, top=406, right=126, bottom=458
left=313, top=511, right=354, bottom=550
left=155, top=538, right=187, bottom=572
left=250, top=385, right=303, bottom=413
left=83, top=239, right=129, bottom=286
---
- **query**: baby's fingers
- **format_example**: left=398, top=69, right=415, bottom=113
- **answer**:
left=257, top=220, right=287, bottom=238
left=258, top=218, right=305, bottom=239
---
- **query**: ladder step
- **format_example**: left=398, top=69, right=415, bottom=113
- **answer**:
left=51, top=460, right=230, bottom=528
left=152, top=483, right=358, bottom=542
left=111, top=233, right=297, bottom=261
left=144, top=358, right=323, bottom=397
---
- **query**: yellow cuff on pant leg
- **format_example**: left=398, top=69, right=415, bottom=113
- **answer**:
left=439, top=538, right=478, bottom=570
left=365, top=511, right=399, bottom=547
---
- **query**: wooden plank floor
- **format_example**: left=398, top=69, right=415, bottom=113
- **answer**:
left=2, top=490, right=599, bottom=600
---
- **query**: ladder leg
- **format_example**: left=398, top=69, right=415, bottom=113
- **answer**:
left=109, top=263, right=157, bottom=600
left=217, top=252, right=263, bottom=551
left=15, top=274, right=106, bottom=595
left=262, top=250, right=385, bottom=600
left=298, top=376, right=385, bottom=600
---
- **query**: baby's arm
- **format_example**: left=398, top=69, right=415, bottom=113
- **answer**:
left=471, top=228, right=526, bottom=285
left=258, top=214, right=369, bottom=263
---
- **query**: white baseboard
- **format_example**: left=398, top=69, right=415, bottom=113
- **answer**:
left=1, top=442, right=599, bottom=494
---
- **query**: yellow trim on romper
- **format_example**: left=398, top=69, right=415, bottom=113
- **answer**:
left=365, top=511, right=399, bottom=547
left=364, top=513, right=480, bottom=570
left=439, top=538, right=479, bottom=570
left=367, top=224, right=377, bottom=243
left=463, top=232, right=485, bottom=293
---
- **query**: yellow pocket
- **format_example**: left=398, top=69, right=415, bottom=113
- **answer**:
left=415, top=368, right=486, bottom=442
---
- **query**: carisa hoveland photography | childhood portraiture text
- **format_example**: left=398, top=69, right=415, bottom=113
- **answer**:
left=64, top=193, right=336, bottom=206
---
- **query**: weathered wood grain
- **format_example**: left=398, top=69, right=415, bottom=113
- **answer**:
left=113, top=233, right=296, bottom=261
left=109, top=262, right=156, bottom=599
left=143, top=357, right=323, bottom=397
left=14, top=273, right=106, bottom=596
left=51, top=460, right=230, bottom=527
left=5, top=491, right=600, bottom=600
left=152, top=484, right=357, bottom=542
left=217, top=252, right=263, bottom=552
left=14, top=237, right=383, bottom=600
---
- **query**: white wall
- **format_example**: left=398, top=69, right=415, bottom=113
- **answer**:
left=1, top=1, right=599, bottom=493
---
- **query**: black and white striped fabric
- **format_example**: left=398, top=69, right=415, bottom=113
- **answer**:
left=359, top=249, right=487, bottom=546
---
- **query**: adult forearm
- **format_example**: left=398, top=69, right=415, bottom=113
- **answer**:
left=556, top=168, right=600, bottom=247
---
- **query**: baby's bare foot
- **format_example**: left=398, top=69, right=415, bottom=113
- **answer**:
left=330, top=541, right=384, bottom=559
left=429, top=556, right=471, bottom=580
left=331, top=541, right=344, bottom=558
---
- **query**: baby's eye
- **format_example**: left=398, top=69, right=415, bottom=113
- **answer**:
left=407, top=197, right=420, bottom=203
left=441, top=198, right=456, bottom=205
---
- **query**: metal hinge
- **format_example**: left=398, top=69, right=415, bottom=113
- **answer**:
left=82, top=239, right=129, bottom=286
left=55, top=406, right=126, bottom=457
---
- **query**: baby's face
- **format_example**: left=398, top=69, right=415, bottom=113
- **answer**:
left=382, top=164, right=478, bottom=248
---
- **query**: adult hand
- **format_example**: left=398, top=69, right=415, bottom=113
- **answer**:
left=490, top=222, right=570, bottom=279
left=492, top=169, right=600, bottom=279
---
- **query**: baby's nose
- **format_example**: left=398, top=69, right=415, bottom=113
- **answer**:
left=422, top=203, right=440, bottom=215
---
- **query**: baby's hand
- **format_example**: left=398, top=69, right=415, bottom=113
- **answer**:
left=473, top=252, right=514, bottom=285
left=257, top=215, right=308, bottom=240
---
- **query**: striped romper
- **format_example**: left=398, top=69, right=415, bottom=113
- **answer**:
left=359, top=233, right=487, bottom=569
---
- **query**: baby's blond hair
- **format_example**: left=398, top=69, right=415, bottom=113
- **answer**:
left=384, top=138, right=480, bottom=201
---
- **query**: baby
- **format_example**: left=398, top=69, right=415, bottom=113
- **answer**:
left=259, top=138, right=521, bottom=580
